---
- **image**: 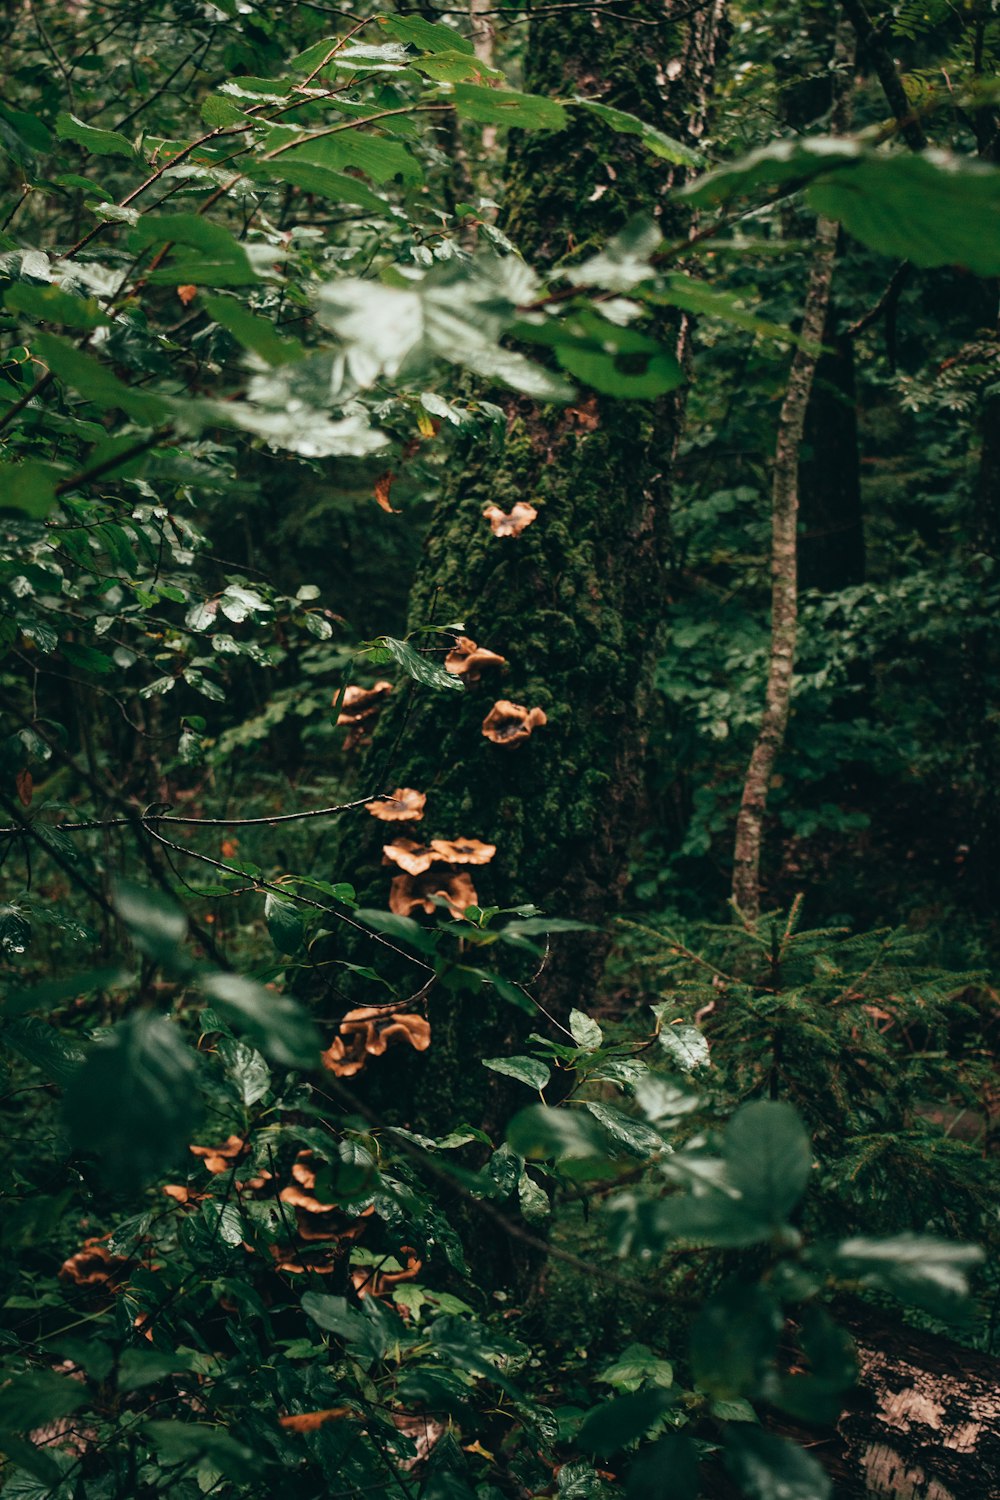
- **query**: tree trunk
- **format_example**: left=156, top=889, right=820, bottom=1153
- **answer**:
left=730, top=215, right=840, bottom=924
left=326, top=0, right=726, bottom=1135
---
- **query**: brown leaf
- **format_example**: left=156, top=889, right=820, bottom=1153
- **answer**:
left=176, top=284, right=198, bottom=305
left=279, top=1407, right=353, bottom=1432
left=15, top=768, right=32, bottom=807
left=374, top=471, right=400, bottom=513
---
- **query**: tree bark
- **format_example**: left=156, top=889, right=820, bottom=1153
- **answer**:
left=730, top=215, right=840, bottom=924
left=326, top=0, right=726, bottom=1135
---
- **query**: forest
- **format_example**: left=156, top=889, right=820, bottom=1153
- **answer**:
left=1, top=0, right=999, bottom=1496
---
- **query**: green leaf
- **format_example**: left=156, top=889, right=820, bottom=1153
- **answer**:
left=0, top=1369, right=88, bottom=1432
left=129, top=213, right=257, bottom=286
left=4, top=283, right=111, bottom=329
left=366, top=634, right=465, bottom=692
left=565, top=214, right=661, bottom=292
left=203, top=294, right=303, bottom=365
left=507, top=1104, right=611, bottom=1163
left=723, top=1427, right=831, bottom=1500
left=573, top=98, right=701, bottom=167
left=724, top=1100, right=811, bottom=1225
left=2, top=1017, right=88, bottom=1084
left=113, top=881, right=189, bottom=968
left=577, top=1388, right=675, bottom=1458
left=517, top=1168, right=550, bottom=1223
left=382, top=14, right=475, bottom=56
left=264, top=891, right=305, bottom=955
left=32, top=334, right=169, bottom=425
left=118, top=1349, right=194, bottom=1393
left=569, top=1008, right=603, bottom=1050
left=832, top=1233, right=983, bottom=1318
left=599, top=1344, right=674, bottom=1393
left=450, top=83, right=566, bottom=132
left=301, top=1291, right=369, bottom=1343
left=656, top=1021, right=710, bottom=1072
left=63, top=1012, right=199, bottom=1186
left=56, top=111, right=134, bottom=157
left=274, top=128, right=422, bottom=186
left=4, top=964, right=127, bottom=1018
left=483, top=1055, right=550, bottom=1090
left=143, top=1422, right=257, bottom=1482
left=0, top=460, right=63, bottom=518
left=253, top=156, right=392, bottom=213
left=583, top=1102, right=663, bottom=1159
left=626, top=1433, right=700, bottom=1500
left=217, top=1036, right=271, bottom=1107
left=807, top=150, right=1000, bottom=276
left=689, top=1281, right=781, bottom=1400
left=199, top=971, right=320, bottom=1069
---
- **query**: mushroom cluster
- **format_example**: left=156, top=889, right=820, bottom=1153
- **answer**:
left=272, top=1151, right=375, bottom=1275
left=321, top=1006, right=431, bottom=1079
left=383, top=833, right=496, bottom=919
left=336, top=680, right=393, bottom=751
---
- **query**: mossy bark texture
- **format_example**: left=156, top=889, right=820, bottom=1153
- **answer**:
left=327, top=2, right=725, bottom=1134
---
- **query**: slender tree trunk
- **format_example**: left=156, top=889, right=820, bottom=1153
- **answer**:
left=327, top=0, right=726, bottom=1135
left=730, top=215, right=840, bottom=924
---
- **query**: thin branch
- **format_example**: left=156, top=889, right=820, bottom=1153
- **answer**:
left=0, top=796, right=380, bottom=840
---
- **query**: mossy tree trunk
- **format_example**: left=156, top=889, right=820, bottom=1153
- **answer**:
left=326, top=1, right=726, bottom=1135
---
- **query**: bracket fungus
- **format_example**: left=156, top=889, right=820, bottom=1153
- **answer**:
left=382, top=836, right=496, bottom=877
left=366, top=787, right=426, bottom=822
left=59, top=1235, right=132, bottom=1290
left=444, top=635, right=507, bottom=682
left=336, top=680, right=393, bottom=750
left=389, top=870, right=479, bottom=920
left=322, top=1006, right=432, bottom=1078
left=482, top=699, right=548, bottom=747
left=483, top=501, right=537, bottom=537
left=189, top=1134, right=248, bottom=1174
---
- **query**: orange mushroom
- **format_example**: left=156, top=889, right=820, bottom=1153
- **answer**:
left=351, top=1247, right=421, bottom=1302
left=389, top=871, right=478, bottom=920
left=59, top=1236, right=132, bottom=1290
left=428, top=837, right=496, bottom=866
left=482, top=699, right=548, bottom=747
left=336, top=681, right=393, bottom=751
left=189, top=1134, right=248, bottom=1174
left=483, top=501, right=538, bottom=537
left=444, top=636, right=507, bottom=682
left=366, top=788, right=426, bottom=822
left=382, top=839, right=438, bottom=877
left=321, top=1006, right=432, bottom=1078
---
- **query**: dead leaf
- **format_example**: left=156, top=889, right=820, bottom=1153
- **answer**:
left=176, top=284, right=198, bottom=305
left=374, top=471, right=401, bottom=513
left=279, top=1407, right=353, bottom=1432
left=15, top=768, right=32, bottom=807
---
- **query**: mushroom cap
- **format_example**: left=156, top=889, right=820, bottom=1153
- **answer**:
left=389, top=871, right=478, bottom=920
left=444, top=636, right=507, bottom=681
left=59, top=1236, right=130, bottom=1287
left=382, top=838, right=438, bottom=876
left=384, top=836, right=495, bottom=874
left=481, top=699, right=548, bottom=747
left=321, top=1007, right=433, bottom=1078
left=483, top=501, right=538, bottom=537
left=336, top=681, right=393, bottom=725
left=190, top=1134, right=248, bottom=1173
left=429, top=837, right=496, bottom=866
left=366, top=788, right=426, bottom=822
